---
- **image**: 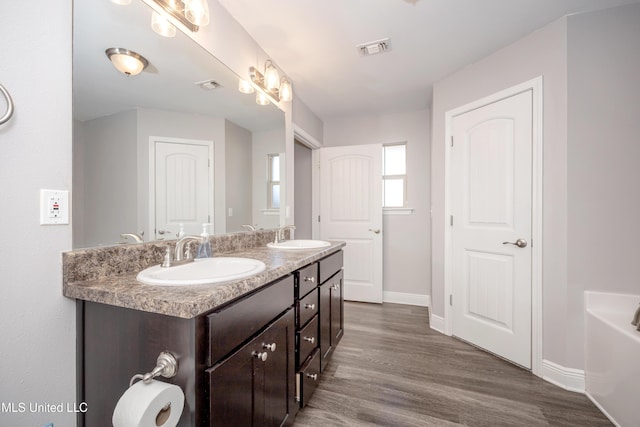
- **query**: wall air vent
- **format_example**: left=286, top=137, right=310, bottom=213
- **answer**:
left=356, top=38, right=391, bottom=57
left=195, top=79, right=221, bottom=90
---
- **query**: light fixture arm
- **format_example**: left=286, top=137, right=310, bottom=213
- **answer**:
left=249, top=66, right=281, bottom=103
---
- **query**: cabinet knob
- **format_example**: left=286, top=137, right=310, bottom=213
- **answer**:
left=263, top=342, right=277, bottom=352
left=332, top=284, right=340, bottom=291
left=304, top=303, right=316, bottom=310
left=306, top=373, right=318, bottom=381
left=304, top=276, right=315, bottom=283
left=303, top=336, right=315, bottom=344
left=252, top=351, right=268, bottom=362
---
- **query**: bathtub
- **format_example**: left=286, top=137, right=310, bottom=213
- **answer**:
left=585, top=291, right=640, bottom=427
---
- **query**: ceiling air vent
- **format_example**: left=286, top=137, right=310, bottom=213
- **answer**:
left=195, top=79, right=221, bottom=90
left=356, top=38, right=391, bottom=57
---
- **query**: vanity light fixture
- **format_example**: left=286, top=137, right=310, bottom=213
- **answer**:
left=110, top=0, right=133, bottom=5
left=238, top=79, right=254, bottom=94
left=245, top=60, right=293, bottom=104
left=105, top=48, right=149, bottom=76
left=151, top=10, right=177, bottom=37
left=149, top=0, right=209, bottom=33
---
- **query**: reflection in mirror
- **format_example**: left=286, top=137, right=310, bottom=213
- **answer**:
left=72, top=0, right=285, bottom=249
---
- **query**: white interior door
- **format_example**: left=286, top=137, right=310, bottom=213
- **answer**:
left=451, top=90, right=533, bottom=368
left=320, top=144, right=383, bottom=303
left=151, top=138, right=213, bottom=240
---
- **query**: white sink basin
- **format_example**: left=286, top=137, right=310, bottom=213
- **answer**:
left=267, top=240, right=331, bottom=250
left=136, top=257, right=266, bottom=286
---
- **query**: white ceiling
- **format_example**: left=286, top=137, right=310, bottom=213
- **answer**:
left=218, top=0, right=640, bottom=120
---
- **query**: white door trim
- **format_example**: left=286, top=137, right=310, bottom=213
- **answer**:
left=293, top=124, right=323, bottom=239
left=443, top=77, right=543, bottom=377
left=148, top=136, right=215, bottom=240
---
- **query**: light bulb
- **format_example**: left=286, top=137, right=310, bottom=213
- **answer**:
left=110, top=0, right=132, bottom=5
left=279, top=78, right=292, bottom=102
left=184, top=0, right=210, bottom=27
left=238, top=79, right=254, bottom=94
left=151, top=11, right=176, bottom=37
left=256, top=91, right=270, bottom=106
left=264, top=60, right=280, bottom=91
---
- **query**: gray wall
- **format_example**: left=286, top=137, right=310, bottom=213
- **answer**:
left=294, top=141, right=313, bottom=239
left=566, top=2, right=640, bottom=361
left=431, top=18, right=570, bottom=365
left=0, top=2, right=76, bottom=427
left=225, top=120, right=253, bottom=232
left=75, top=111, right=138, bottom=247
left=323, top=109, right=432, bottom=299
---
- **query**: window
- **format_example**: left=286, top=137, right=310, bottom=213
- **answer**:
left=383, top=143, right=407, bottom=208
left=267, top=154, right=280, bottom=209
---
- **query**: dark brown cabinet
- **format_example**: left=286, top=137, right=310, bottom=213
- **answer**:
left=320, top=270, right=343, bottom=371
left=208, top=308, right=295, bottom=427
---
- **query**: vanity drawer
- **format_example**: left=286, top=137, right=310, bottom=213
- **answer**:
left=319, top=250, right=343, bottom=284
left=296, top=349, right=321, bottom=408
left=297, top=315, right=318, bottom=366
left=296, top=263, right=318, bottom=298
left=296, top=288, right=318, bottom=328
left=207, top=275, right=294, bottom=365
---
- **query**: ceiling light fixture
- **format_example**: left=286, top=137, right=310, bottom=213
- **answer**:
left=244, top=60, right=293, bottom=104
left=238, top=79, right=254, bottom=94
left=110, top=0, right=133, bottom=5
left=105, top=48, right=149, bottom=76
left=149, top=0, right=209, bottom=33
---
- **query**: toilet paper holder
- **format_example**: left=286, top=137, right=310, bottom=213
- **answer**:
left=129, top=351, right=179, bottom=387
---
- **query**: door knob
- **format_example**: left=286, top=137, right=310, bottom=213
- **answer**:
left=502, top=238, right=528, bottom=248
left=369, top=228, right=381, bottom=234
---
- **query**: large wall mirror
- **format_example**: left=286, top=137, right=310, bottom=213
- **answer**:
left=72, top=0, right=285, bottom=249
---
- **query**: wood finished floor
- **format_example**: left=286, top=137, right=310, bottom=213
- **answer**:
left=294, top=302, right=611, bottom=427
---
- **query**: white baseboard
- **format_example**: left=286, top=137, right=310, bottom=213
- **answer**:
left=429, top=313, right=446, bottom=334
left=383, top=291, right=430, bottom=307
left=542, top=360, right=585, bottom=393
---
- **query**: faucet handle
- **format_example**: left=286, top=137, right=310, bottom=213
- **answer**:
left=161, top=247, right=172, bottom=268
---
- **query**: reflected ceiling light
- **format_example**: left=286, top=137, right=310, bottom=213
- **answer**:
left=151, top=11, right=176, bottom=37
left=149, top=0, right=209, bottom=33
left=105, top=48, right=149, bottom=76
left=111, top=0, right=133, bottom=5
left=243, top=60, right=293, bottom=104
left=238, top=79, right=254, bottom=94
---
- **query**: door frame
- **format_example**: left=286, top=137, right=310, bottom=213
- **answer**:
left=148, top=136, right=215, bottom=240
left=443, top=77, right=543, bottom=376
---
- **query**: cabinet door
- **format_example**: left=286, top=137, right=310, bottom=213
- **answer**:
left=261, top=308, right=296, bottom=427
left=207, top=308, right=295, bottom=427
left=320, top=271, right=344, bottom=372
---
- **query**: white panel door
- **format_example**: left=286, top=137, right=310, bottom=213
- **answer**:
left=152, top=139, right=212, bottom=239
left=320, top=144, right=383, bottom=303
left=451, top=90, right=533, bottom=368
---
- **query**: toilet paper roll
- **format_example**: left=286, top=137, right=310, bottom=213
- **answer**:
left=112, top=379, right=185, bottom=427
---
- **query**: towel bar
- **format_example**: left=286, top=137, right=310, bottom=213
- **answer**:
left=0, top=83, right=14, bottom=125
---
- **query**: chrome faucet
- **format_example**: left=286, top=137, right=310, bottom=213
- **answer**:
left=632, top=304, right=640, bottom=330
left=120, top=232, right=144, bottom=243
left=274, top=225, right=296, bottom=244
left=175, top=235, right=204, bottom=261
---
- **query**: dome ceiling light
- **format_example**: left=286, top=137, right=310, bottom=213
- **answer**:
left=105, top=48, right=149, bottom=77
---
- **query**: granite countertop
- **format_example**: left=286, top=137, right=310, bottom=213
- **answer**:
left=63, top=240, right=345, bottom=319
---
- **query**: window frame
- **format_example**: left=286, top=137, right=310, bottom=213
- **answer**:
left=382, top=142, right=407, bottom=208
left=267, top=153, right=280, bottom=210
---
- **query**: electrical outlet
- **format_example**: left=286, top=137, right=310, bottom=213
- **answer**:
left=40, top=189, right=69, bottom=225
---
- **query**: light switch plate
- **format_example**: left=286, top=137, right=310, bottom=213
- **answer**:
left=40, top=189, right=69, bottom=225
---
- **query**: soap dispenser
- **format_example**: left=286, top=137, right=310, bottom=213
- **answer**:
left=195, top=223, right=213, bottom=259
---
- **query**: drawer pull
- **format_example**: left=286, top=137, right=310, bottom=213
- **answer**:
left=304, top=276, right=315, bottom=283
left=303, top=336, right=315, bottom=344
left=304, top=303, right=316, bottom=310
left=306, top=373, right=318, bottom=381
left=332, top=284, right=340, bottom=291
left=252, top=351, right=268, bottom=362
left=263, top=342, right=277, bottom=352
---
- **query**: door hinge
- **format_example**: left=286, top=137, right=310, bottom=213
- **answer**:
left=450, top=215, right=453, bottom=226
left=317, top=215, right=321, bottom=222
left=450, top=294, right=453, bottom=306
left=450, top=136, right=454, bottom=147
left=208, top=215, right=211, bottom=222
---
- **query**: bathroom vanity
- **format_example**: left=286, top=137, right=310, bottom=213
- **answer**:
left=63, top=230, right=345, bottom=427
